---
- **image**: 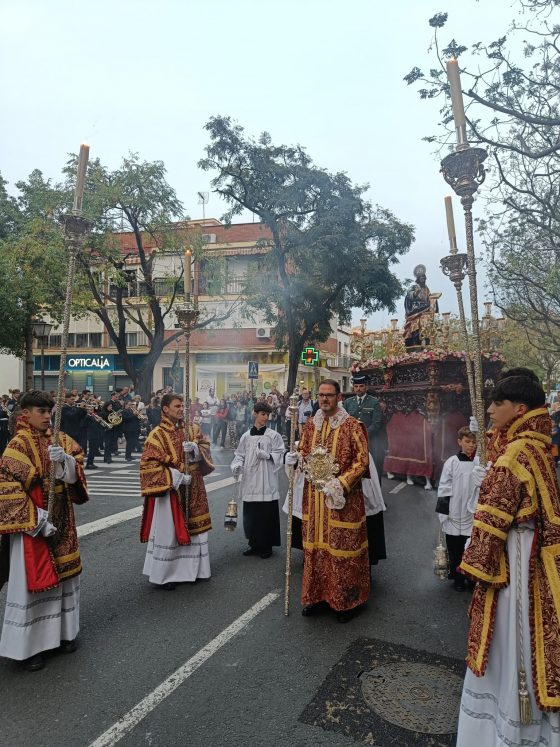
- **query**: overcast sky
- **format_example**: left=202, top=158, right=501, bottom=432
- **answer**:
left=0, top=0, right=525, bottom=328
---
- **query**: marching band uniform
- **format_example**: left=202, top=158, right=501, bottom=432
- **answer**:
left=297, top=407, right=370, bottom=617
left=230, top=423, right=285, bottom=558
left=457, top=408, right=560, bottom=745
left=0, top=417, right=88, bottom=667
left=140, top=415, right=214, bottom=587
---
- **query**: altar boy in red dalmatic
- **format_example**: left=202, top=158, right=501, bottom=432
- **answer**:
left=0, top=391, right=88, bottom=671
left=140, top=393, right=214, bottom=590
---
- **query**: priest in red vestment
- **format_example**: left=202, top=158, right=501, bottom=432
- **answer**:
left=0, top=390, right=88, bottom=671
left=140, top=392, right=214, bottom=589
left=286, top=379, right=370, bottom=623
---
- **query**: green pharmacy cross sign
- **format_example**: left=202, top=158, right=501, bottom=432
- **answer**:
left=301, top=347, right=319, bottom=366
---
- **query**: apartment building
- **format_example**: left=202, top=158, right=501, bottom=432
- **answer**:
left=33, top=219, right=352, bottom=399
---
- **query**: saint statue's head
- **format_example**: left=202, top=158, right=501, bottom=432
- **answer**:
left=413, top=264, right=427, bottom=288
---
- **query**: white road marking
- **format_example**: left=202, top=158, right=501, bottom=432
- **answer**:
left=78, top=477, right=236, bottom=538
left=88, top=591, right=279, bottom=747
left=389, top=481, right=407, bottom=494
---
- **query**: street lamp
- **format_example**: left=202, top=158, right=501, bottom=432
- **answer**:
left=32, top=319, right=53, bottom=390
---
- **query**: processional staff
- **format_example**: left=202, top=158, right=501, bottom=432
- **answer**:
left=176, top=248, right=199, bottom=519
left=284, top=393, right=299, bottom=616
left=440, top=58, right=488, bottom=465
left=47, top=144, right=91, bottom=523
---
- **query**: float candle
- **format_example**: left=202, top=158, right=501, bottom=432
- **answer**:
left=72, top=143, right=90, bottom=213
left=446, top=58, right=467, bottom=147
left=184, top=249, right=192, bottom=299
left=444, top=196, right=458, bottom=253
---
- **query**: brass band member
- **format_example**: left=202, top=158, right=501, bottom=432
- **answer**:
left=0, top=391, right=89, bottom=671
left=140, top=393, right=214, bottom=590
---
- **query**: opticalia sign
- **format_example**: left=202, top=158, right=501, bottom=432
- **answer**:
left=64, top=355, right=115, bottom=372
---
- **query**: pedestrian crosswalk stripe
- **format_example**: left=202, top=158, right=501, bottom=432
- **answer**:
left=78, top=477, right=235, bottom=537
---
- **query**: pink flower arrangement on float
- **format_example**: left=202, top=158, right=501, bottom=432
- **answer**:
left=351, top=349, right=505, bottom=373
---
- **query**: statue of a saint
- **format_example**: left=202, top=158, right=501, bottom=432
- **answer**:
left=403, top=265, right=437, bottom=348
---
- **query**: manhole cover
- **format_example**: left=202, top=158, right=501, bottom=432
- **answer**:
left=360, top=662, right=463, bottom=734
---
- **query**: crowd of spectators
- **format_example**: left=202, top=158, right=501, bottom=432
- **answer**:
left=0, top=384, right=319, bottom=460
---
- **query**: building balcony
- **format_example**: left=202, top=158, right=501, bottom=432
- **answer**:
left=326, top=355, right=353, bottom=370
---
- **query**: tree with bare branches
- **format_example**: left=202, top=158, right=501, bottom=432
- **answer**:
left=405, top=1, right=560, bottom=350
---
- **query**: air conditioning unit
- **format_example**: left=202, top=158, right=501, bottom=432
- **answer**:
left=202, top=233, right=217, bottom=244
left=256, top=327, right=272, bottom=339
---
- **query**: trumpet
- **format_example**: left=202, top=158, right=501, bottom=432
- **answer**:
left=89, top=410, right=113, bottom=430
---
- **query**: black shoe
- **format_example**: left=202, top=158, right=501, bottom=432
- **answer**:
left=336, top=609, right=356, bottom=624
left=85, top=464, right=98, bottom=470
left=158, top=582, right=176, bottom=590
left=60, top=639, right=78, bottom=653
left=242, top=547, right=258, bottom=556
left=260, top=550, right=272, bottom=559
left=301, top=602, right=329, bottom=617
left=453, top=581, right=466, bottom=592
left=125, top=457, right=133, bottom=462
left=23, top=653, right=45, bottom=671
left=103, top=459, right=112, bottom=464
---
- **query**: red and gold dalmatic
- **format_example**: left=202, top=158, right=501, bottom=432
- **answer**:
left=460, top=408, right=560, bottom=711
left=299, top=409, right=370, bottom=611
left=140, top=415, right=214, bottom=542
left=0, top=418, right=88, bottom=593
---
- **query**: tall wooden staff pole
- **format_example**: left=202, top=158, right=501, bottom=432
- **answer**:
left=47, top=145, right=90, bottom=523
left=176, top=249, right=200, bottom=511
left=441, top=59, right=488, bottom=464
left=284, top=393, right=299, bottom=616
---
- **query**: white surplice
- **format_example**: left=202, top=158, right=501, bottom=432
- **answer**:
left=457, top=522, right=560, bottom=747
left=231, top=428, right=285, bottom=502
left=0, top=535, right=80, bottom=660
left=142, top=493, right=210, bottom=585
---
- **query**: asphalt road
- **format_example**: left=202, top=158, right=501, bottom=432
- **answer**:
left=0, top=448, right=471, bottom=747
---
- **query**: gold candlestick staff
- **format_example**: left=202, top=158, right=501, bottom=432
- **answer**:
left=48, top=144, right=91, bottom=522
left=284, top=393, right=299, bottom=616
left=440, top=58, right=488, bottom=464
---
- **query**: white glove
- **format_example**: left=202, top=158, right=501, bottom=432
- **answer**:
left=183, top=441, right=200, bottom=460
left=171, top=467, right=191, bottom=491
left=256, top=448, right=270, bottom=460
left=285, top=451, right=299, bottom=465
left=48, top=445, right=65, bottom=463
left=323, top=478, right=345, bottom=510
left=231, top=463, right=243, bottom=478
left=469, top=416, right=479, bottom=433
left=26, top=508, right=58, bottom=537
left=472, top=463, right=492, bottom=488
left=41, top=520, right=58, bottom=537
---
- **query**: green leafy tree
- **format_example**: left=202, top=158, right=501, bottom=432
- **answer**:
left=500, top=316, right=560, bottom=391
left=0, top=169, right=72, bottom=387
left=199, top=116, right=414, bottom=392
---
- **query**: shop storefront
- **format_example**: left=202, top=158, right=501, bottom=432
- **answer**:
left=33, top=353, right=143, bottom=399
